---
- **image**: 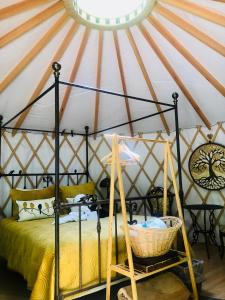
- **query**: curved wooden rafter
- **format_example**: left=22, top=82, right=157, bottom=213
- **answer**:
left=113, top=31, right=134, bottom=137
left=0, top=1, right=64, bottom=48
left=58, top=28, right=91, bottom=125
left=0, top=0, right=56, bottom=19
left=93, top=31, right=104, bottom=138
left=12, top=22, right=80, bottom=136
left=1, top=0, right=224, bottom=135
left=154, top=3, right=225, bottom=57
left=148, top=16, right=225, bottom=98
left=159, top=0, right=225, bottom=27
left=138, top=23, right=211, bottom=129
left=126, top=28, right=170, bottom=135
left=0, top=13, right=69, bottom=93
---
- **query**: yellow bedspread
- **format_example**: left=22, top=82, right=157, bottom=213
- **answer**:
left=0, top=214, right=135, bottom=300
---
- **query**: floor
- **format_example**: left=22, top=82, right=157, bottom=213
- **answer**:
left=0, top=244, right=224, bottom=300
left=0, top=259, right=30, bottom=300
left=193, top=244, right=225, bottom=299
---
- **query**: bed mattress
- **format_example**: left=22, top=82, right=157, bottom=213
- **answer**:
left=0, top=214, right=133, bottom=300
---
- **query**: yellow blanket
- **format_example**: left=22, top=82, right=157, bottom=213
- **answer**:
left=0, top=215, right=132, bottom=300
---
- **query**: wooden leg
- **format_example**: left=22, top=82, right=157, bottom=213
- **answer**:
left=106, top=137, right=116, bottom=300
left=167, top=144, right=198, bottom=300
left=115, top=137, right=138, bottom=300
left=131, top=278, right=138, bottom=300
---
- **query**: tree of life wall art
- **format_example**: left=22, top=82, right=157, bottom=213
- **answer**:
left=189, top=142, right=225, bottom=190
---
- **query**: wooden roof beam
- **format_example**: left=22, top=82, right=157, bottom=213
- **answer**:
left=113, top=31, right=134, bottom=137
left=126, top=28, right=170, bottom=135
left=0, top=1, right=64, bottom=47
left=148, top=16, right=225, bottom=98
left=138, top=23, right=211, bottom=129
left=0, top=0, right=56, bottom=19
left=155, top=3, right=225, bottom=57
left=159, top=0, right=225, bottom=27
left=0, top=13, right=69, bottom=93
left=59, top=28, right=91, bottom=124
left=93, top=31, right=104, bottom=138
left=12, top=22, right=80, bottom=136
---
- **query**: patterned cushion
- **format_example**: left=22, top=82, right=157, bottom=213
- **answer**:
left=17, top=197, right=55, bottom=221
left=10, top=186, right=55, bottom=217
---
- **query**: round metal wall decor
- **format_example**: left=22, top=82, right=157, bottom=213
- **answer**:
left=189, top=142, right=225, bottom=190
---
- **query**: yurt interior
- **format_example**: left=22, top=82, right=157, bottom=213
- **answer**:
left=0, top=1, right=225, bottom=300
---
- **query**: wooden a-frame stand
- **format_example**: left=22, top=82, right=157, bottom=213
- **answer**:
left=106, top=135, right=198, bottom=300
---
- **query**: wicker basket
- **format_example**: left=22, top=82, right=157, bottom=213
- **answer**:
left=128, top=216, right=182, bottom=258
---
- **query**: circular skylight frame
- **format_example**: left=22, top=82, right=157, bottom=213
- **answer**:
left=63, top=0, right=156, bottom=30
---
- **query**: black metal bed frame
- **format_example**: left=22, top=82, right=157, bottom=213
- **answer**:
left=0, top=62, right=183, bottom=300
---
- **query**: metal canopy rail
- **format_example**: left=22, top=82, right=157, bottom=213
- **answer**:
left=0, top=61, right=184, bottom=300
left=59, top=80, right=175, bottom=107
left=2, top=63, right=176, bottom=137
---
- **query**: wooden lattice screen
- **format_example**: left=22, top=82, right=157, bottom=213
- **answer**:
left=0, top=122, right=224, bottom=232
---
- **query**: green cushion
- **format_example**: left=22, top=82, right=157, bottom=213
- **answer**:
left=10, top=186, right=55, bottom=217
left=59, top=182, right=95, bottom=202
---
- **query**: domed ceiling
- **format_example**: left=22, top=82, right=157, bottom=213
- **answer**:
left=0, top=0, right=225, bottom=136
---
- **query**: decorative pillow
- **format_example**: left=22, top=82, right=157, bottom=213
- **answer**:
left=60, top=182, right=95, bottom=202
left=17, top=197, right=55, bottom=221
left=10, top=186, right=55, bottom=217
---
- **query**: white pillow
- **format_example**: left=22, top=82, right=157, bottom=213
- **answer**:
left=16, top=197, right=55, bottom=221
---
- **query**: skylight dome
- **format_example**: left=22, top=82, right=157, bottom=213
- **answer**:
left=64, top=0, right=156, bottom=29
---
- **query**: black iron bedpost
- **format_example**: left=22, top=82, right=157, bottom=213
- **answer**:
left=0, top=115, right=5, bottom=218
left=85, top=126, right=89, bottom=182
left=0, top=115, right=3, bottom=173
left=52, top=62, right=61, bottom=300
left=172, top=92, right=184, bottom=207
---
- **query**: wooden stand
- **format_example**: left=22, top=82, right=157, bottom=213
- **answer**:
left=106, top=135, right=198, bottom=300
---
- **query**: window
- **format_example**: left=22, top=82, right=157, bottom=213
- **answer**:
left=64, top=0, right=156, bottom=29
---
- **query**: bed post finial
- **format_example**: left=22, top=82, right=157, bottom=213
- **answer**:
left=52, top=62, right=61, bottom=78
left=172, top=92, right=179, bottom=105
left=85, top=126, right=89, bottom=134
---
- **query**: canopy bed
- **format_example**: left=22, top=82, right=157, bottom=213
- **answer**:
left=0, top=62, right=185, bottom=300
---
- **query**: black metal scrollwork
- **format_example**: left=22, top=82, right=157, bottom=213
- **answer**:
left=127, top=201, right=138, bottom=225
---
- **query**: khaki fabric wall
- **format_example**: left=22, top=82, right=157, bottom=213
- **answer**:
left=88, top=122, right=225, bottom=234
left=0, top=123, right=224, bottom=235
left=0, top=132, right=87, bottom=216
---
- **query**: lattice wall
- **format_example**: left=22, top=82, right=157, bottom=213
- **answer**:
left=88, top=122, right=225, bottom=230
left=0, top=123, right=225, bottom=231
left=0, top=131, right=87, bottom=216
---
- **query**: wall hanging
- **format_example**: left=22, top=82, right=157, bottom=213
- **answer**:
left=189, top=136, right=225, bottom=190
